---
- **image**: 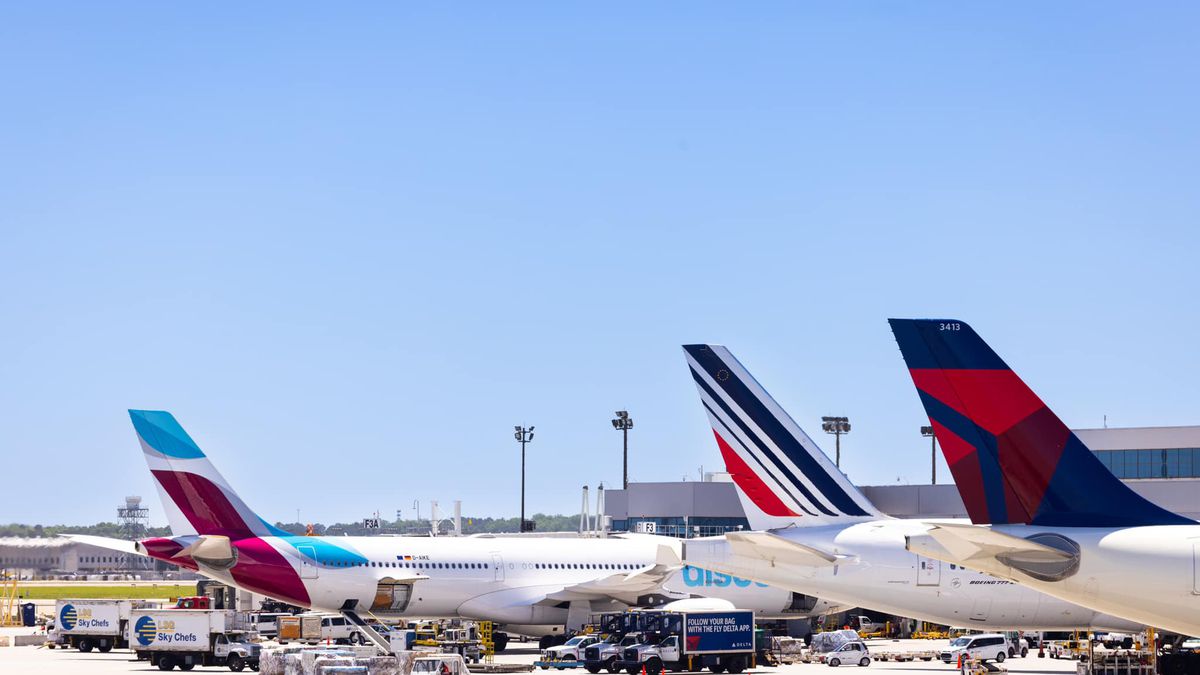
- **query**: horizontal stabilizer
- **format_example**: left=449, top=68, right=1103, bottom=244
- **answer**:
left=60, top=534, right=142, bottom=555
left=906, top=522, right=1080, bottom=584
left=725, top=531, right=844, bottom=567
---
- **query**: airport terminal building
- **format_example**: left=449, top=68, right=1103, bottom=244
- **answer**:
left=604, top=425, right=1200, bottom=533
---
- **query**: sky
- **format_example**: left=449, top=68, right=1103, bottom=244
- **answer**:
left=2, top=3, right=1198, bottom=527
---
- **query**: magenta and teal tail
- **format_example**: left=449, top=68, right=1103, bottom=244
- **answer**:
left=888, top=319, right=1191, bottom=528
left=130, top=410, right=277, bottom=539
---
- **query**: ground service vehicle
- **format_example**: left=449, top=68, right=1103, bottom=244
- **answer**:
left=172, top=596, right=212, bottom=609
left=414, top=653, right=471, bottom=675
left=129, top=608, right=260, bottom=671
left=939, top=634, right=1011, bottom=665
left=616, top=610, right=755, bottom=675
left=55, top=599, right=151, bottom=652
left=823, top=640, right=871, bottom=668
left=538, top=634, right=603, bottom=669
left=584, top=612, right=660, bottom=674
left=585, top=632, right=648, bottom=674
left=250, top=612, right=292, bottom=638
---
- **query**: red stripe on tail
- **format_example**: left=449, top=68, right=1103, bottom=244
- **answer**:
left=713, top=429, right=800, bottom=518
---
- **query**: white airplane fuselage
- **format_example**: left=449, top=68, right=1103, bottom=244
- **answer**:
left=181, top=533, right=829, bottom=636
left=910, top=524, right=1200, bottom=637
left=686, top=520, right=1142, bottom=631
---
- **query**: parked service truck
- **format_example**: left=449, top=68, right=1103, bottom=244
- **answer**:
left=128, top=608, right=260, bottom=671
left=584, top=611, right=660, bottom=674
left=617, top=610, right=756, bottom=675
left=55, top=599, right=152, bottom=652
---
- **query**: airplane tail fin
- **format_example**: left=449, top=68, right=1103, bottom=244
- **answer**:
left=682, top=345, right=881, bottom=530
left=130, top=410, right=279, bottom=539
left=888, top=319, right=1190, bottom=527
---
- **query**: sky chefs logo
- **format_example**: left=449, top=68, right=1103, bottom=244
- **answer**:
left=59, top=604, right=111, bottom=631
left=135, top=616, right=157, bottom=646
left=681, top=565, right=768, bottom=588
left=59, top=604, right=77, bottom=631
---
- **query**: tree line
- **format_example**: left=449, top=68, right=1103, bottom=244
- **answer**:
left=0, top=513, right=587, bottom=540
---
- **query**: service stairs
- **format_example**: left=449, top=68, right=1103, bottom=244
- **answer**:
left=342, top=609, right=392, bottom=655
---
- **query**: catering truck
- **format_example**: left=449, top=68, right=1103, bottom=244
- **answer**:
left=616, top=610, right=756, bottom=675
left=128, top=608, right=260, bottom=671
left=54, top=599, right=153, bottom=652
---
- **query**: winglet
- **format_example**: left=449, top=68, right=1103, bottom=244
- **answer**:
left=888, top=319, right=1191, bottom=527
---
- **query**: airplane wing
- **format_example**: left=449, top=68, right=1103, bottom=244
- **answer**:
left=543, top=542, right=683, bottom=604
left=724, top=531, right=845, bottom=567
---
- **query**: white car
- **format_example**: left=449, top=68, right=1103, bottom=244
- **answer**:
left=824, top=640, right=871, bottom=667
left=939, top=634, right=1010, bottom=665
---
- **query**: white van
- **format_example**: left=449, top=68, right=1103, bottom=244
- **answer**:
left=939, top=634, right=1010, bottom=664
left=320, top=615, right=366, bottom=644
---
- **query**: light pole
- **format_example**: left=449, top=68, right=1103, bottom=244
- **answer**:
left=921, top=425, right=937, bottom=484
left=821, top=416, right=851, bottom=468
left=514, top=425, right=535, bottom=532
left=611, top=411, right=634, bottom=489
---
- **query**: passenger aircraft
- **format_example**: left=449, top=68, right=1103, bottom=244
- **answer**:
left=72, top=410, right=845, bottom=651
left=890, top=318, right=1200, bottom=637
left=679, top=343, right=1142, bottom=631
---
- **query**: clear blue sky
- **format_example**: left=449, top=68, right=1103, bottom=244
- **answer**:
left=2, top=3, right=1198, bottom=527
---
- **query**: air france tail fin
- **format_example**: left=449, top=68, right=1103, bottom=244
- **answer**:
left=131, top=410, right=280, bottom=539
left=682, top=345, right=881, bottom=530
left=888, top=319, right=1191, bottom=527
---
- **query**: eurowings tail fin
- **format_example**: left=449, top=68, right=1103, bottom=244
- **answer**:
left=682, top=345, right=881, bottom=530
left=130, top=410, right=282, bottom=539
left=887, top=319, right=1191, bottom=527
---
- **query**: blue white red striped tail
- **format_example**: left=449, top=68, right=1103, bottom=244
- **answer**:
left=682, top=345, right=881, bottom=530
left=888, top=319, right=1192, bottom=527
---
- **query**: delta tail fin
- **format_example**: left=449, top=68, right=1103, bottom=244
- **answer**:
left=888, top=319, right=1191, bottom=527
left=131, top=410, right=282, bottom=539
left=682, top=345, right=881, bottom=530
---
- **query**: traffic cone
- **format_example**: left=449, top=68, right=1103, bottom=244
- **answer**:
left=641, top=665, right=647, bottom=675
left=1038, top=641, right=1045, bottom=658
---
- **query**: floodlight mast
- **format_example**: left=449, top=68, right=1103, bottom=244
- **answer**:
left=821, top=416, right=851, bottom=468
left=611, top=410, right=633, bottom=489
left=921, top=425, right=937, bottom=484
left=514, top=425, right=535, bottom=532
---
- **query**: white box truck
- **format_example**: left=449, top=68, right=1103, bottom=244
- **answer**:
left=128, top=608, right=260, bottom=671
left=54, top=599, right=152, bottom=652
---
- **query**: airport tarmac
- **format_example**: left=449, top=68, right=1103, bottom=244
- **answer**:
left=0, top=637, right=1087, bottom=674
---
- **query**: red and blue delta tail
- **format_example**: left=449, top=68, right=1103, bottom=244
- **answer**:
left=682, top=344, right=881, bottom=530
left=888, top=319, right=1191, bottom=528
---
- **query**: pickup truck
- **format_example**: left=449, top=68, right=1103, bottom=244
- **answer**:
left=584, top=632, right=650, bottom=674
left=616, top=610, right=756, bottom=675
left=538, top=634, right=603, bottom=669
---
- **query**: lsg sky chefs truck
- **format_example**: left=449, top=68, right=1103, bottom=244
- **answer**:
left=617, top=610, right=756, bottom=675
left=128, top=608, right=260, bottom=672
left=54, top=599, right=153, bottom=652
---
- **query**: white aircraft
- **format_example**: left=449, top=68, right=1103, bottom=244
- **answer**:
left=889, top=318, right=1200, bottom=637
left=679, top=343, right=1142, bottom=632
left=72, top=410, right=845, bottom=652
